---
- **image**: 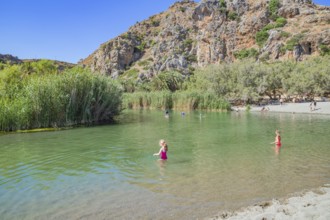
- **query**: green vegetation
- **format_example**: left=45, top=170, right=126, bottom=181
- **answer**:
left=150, top=39, right=157, bottom=47
left=151, top=19, right=160, bottom=27
left=135, top=41, right=147, bottom=52
left=185, top=54, right=198, bottom=62
left=275, top=17, right=287, bottom=27
left=137, top=60, right=150, bottom=67
left=269, top=0, right=280, bottom=20
left=150, top=71, right=185, bottom=92
left=255, top=30, right=269, bottom=47
left=284, top=34, right=304, bottom=51
left=2, top=52, right=330, bottom=131
left=219, top=0, right=227, bottom=14
left=319, top=44, right=330, bottom=56
left=121, top=33, right=130, bottom=39
left=261, top=17, right=288, bottom=31
left=183, top=38, right=194, bottom=48
left=120, top=56, right=330, bottom=111
left=228, top=11, right=238, bottom=21
left=122, top=91, right=230, bottom=111
left=280, top=31, right=290, bottom=39
left=0, top=61, right=122, bottom=131
left=256, top=17, right=287, bottom=47
left=187, top=57, right=330, bottom=102
left=234, top=48, right=259, bottom=59
left=122, top=68, right=139, bottom=78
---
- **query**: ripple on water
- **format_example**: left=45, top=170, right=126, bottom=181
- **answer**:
left=0, top=111, right=329, bottom=220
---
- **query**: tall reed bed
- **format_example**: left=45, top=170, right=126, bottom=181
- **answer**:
left=0, top=68, right=122, bottom=131
left=122, top=91, right=230, bottom=111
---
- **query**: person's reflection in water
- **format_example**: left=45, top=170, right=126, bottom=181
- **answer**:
left=274, top=145, right=281, bottom=155
left=156, top=160, right=167, bottom=180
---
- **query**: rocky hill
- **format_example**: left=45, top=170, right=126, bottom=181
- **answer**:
left=81, top=0, right=330, bottom=78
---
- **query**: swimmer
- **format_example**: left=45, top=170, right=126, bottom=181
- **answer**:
left=153, top=139, right=168, bottom=160
left=271, top=129, right=281, bottom=147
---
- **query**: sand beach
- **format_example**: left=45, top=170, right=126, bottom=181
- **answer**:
left=209, top=185, right=330, bottom=220
left=251, top=102, right=330, bottom=115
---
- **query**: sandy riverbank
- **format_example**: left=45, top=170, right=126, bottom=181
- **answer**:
left=209, top=185, right=330, bottom=220
left=233, top=102, right=330, bottom=115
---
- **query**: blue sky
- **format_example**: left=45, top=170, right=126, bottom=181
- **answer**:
left=1, top=0, right=329, bottom=63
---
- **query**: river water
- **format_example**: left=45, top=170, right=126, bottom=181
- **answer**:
left=0, top=110, right=329, bottom=219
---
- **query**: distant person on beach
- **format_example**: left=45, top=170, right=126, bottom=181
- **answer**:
left=271, top=130, right=281, bottom=147
left=153, top=139, right=168, bottom=160
left=261, top=106, right=270, bottom=112
left=165, top=110, right=169, bottom=118
left=280, top=98, right=283, bottom=106
left=314, top=100, right=317, bottom=110
left=310, top=102, right=313, bottom=111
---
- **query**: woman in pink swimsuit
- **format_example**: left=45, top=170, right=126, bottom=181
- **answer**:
left=153, top=139, right=168, bottom=160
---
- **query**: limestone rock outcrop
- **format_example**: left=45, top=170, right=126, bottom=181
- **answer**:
left=81, top=0, right=330, bottom=78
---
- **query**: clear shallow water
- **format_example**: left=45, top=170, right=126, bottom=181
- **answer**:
left=0, top=111, right=329, bottom=220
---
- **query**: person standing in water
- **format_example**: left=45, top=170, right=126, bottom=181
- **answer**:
left=271, top=130, right=281, bottom=146
left=153, top=139, right=168, bottom=160
left=270, top=130, right=281, bottom=154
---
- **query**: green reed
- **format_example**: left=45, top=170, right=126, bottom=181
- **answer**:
left=122, top=91, right=230, bottom=111
left=0, top=67, right=122, bottom=131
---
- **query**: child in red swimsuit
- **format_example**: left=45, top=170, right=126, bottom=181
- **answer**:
left=271, top=130, right=281, bottom=147
left=153, top=139, right=168, bottom=160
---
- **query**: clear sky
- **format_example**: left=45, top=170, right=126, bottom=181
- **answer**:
left=1, top=0, right=329, bottom=63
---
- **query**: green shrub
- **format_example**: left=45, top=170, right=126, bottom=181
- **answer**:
left=269, top=0, right=280, bottom=20
left=150, top=71, right=184, bottom=92
left=261, top=17, right=287, bottom=33
left=150, top=40, right=157, bottom=47
left=275, top=17, right=287, bottom=27
left=228, top=11, right=238, bottom=21
left=280, top=31, right=290, bottom=39
left=121, top=33, right=130, bottom=39
left=151, top=19, right=160, bottom=27
left=255, top=30, right=269, bottom=47
left=219, top=0, right=227, bottom=13
left=284, top=34, right=304, bottom=51
left=262, top=23, right=276, bottom=31
left=137, top=60, right=150, bottom=67
left=122, top=68, right=139, bottom=78
left=186, top=54, right=198, bottom=62
left=183, top=39, right=194, bottom=48
left=319, top=44, right=330, bottom=56
left=234, top=48, right=259, bottom=59
left=135, top=41, right=147, bottom=52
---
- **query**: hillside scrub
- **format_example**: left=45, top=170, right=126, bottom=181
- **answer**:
left=0, top=61, right=122, bottom=131
left=187, top=57, right=330, bottom=102
left=120, top=56, right=329, bottom=109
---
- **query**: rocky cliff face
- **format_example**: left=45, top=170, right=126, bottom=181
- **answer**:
left=81, top=0, right=330, bottom=78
